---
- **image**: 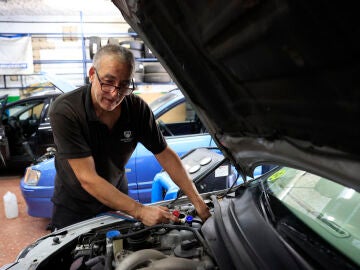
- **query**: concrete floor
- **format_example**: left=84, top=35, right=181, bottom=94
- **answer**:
left=0, top=175, right=50, bottom=267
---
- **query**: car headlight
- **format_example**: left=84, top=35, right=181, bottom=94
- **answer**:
left=24, top=167, right=41, bottom=186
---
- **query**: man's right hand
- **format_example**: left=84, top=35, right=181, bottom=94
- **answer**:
left=135, top=204, right=179, bottom=226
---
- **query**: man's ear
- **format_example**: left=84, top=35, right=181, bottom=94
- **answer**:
left=89, top=67, right=95, bottom=82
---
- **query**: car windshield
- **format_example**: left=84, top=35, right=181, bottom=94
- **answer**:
left=149, top=89, right=180, bottom=112
left=266, top=167, right=360, bottom=266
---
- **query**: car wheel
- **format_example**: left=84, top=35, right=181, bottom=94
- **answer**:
left=119, top=40, right=144, bottom=51
left=107, top=37, right=119, bottom=45
left=144, top=63, right=166, bottom=73
left=134, top=72, right=144, bottom=83
left=89, top=36, right=101, bottom=60
left=144, top=73, right=172, bottom=83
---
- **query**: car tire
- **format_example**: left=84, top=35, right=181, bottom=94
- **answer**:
left=144, top=73, right=172, bottom=83
left=134, top=72, right=144, bottom=83
left=129, top=49, right=143, bottom=59
left=119, top=40, right=144, bottom=51
left=144, top=45, right=155, bottom=58
left=89, top=36, right=101, bottom=60
left=107, top=37, right=119, bottom=45
left=144, top=63, right=166, bottom=73
left=135, top=62, right=144, bottom=73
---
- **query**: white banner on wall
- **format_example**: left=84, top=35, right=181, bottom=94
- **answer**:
left=0, top=35, right=34, bottom=75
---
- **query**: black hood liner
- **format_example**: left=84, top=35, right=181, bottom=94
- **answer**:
left=112, top=0, right=360, bottom=190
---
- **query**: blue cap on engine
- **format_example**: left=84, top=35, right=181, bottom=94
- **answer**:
left=106, top=230, right=121, bottom=239
left=185, top=215, right=193, bottom=225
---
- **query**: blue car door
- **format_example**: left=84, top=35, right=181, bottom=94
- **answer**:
left=125, top=149, right=139, bottom=201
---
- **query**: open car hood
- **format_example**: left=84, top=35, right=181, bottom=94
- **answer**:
left=42, top=72, right=76, bottom=93
left=112, top=1, right=360, bottom=192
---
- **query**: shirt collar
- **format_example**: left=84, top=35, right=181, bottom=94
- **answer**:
left=84, top=84, right=131, bottom=124
left=84, top=84, right=98, bottom=122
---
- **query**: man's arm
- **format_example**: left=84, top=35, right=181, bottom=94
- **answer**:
left=155, top=146, right=211, bottom=222
left=67, top=156, right=178, bottom=226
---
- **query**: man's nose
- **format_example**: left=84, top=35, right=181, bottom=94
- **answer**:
left=108, top=89, right=120, bottom=98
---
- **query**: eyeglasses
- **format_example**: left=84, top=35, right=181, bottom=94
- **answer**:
left=94, top=69, right=135, bottom=96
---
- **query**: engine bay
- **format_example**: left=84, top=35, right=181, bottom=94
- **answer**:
left=37, top=201, right=216, bottom=270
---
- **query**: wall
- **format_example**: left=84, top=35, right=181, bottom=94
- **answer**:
left=0, top=0, right=176, bottom=101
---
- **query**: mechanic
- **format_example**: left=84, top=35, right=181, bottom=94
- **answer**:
left=49, top=44, right=210, bottom=229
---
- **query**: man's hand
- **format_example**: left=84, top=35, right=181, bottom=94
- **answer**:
left=155, top=147, right=212, bottom=223
left=194, top=201, right=211, bottom=222
left=135, top=205, right=179, bottom=226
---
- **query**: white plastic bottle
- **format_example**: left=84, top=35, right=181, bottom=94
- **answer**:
left=3, top=191, right=19, bottom=219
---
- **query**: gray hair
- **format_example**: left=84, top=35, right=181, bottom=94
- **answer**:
left=93, top=44, right=135, bottom=76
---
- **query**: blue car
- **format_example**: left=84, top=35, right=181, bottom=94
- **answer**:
left=20, top=89, right=217, bottom=218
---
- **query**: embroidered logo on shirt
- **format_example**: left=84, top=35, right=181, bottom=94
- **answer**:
left=121, top=130, right=133, bottom=142
left=124, top=131, right=131, bottom=138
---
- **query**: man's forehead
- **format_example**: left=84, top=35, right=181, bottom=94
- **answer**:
left=98, top=62, right=132, bottom=80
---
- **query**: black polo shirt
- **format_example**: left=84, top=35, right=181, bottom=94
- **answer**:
left=49, top=84, right=167, bottom=216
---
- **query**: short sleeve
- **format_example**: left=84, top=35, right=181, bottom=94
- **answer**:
left=50, top=95, right=92, bottom=159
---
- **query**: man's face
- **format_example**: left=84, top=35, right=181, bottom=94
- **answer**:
left=91, top=55, right=132, bottom=112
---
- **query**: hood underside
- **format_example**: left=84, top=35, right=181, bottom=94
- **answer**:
left=112, top=0, right=360, bottom=191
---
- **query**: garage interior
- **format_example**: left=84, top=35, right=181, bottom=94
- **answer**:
left=0, top=0, right=178, bottom=266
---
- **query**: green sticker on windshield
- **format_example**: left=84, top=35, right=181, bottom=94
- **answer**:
left=268, top=168, right=286, bottom=183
